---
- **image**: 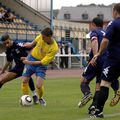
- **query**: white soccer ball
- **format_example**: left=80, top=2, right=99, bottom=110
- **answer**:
left=20, top=95, right=33, bottom=106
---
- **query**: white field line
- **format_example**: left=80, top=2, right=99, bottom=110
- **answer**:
left=77, top=112, right=120, bottom=120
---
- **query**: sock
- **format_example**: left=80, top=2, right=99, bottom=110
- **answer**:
left=37, top=85, right=44, bottom=99
left=96, top=86, right=109, bottom=112
left=111, top=80, right=119, bottom=94
left=80, top=82, right=90, bottom=95
left=32, top=90, right=37, bottom=96
left=91, top=91, right=100, bottom=107
left=21, top=82, right=29, bottom=95
left=29, top=77, right=35, bottom=91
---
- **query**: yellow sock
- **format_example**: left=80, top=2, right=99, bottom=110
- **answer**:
left=22, top=82, right=29, bottom=95
left=37, top=85, right=44, bottom=99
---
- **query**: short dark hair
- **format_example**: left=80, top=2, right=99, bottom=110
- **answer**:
left=92, top=17, right=103, bottom=27
left=41, top=27, right=53, bottom=37
left=113, top=3, right=120, bottom=14
left=1, top=34, right=10, bottom=42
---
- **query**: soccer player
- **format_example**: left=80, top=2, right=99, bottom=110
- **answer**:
left=21, top=27, right=58, bottom=106
left=90, top=3, right=120, bottom=118
left=78, top=17, right=119, bottom=114
left=0, top=34, right=38, bottom=104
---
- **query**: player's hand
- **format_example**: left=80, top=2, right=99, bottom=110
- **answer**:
left=89, top=58, right=97, bottom=66
left=22, top=59, right=31, bottom=64
left=23, top=42, right=32, bottom=48
left=21, top=57, right=27, bottom=61
left=89, top=53, right=100, bottom=66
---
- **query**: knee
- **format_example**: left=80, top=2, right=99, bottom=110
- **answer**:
left=100, top=80, right=111, bottom=88
left=80, top=77, right=89, bottom=84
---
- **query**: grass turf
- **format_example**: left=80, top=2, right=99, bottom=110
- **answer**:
left=0, top=77, right=119, bottom=120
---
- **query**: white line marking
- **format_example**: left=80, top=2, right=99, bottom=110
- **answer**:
left=77, top=112, right=120, bottom=120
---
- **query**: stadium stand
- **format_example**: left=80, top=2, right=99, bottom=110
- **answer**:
left=0, top=0, right=50, bottom=42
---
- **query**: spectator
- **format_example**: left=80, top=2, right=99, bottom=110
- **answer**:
left=0, top=7, right=5, bottom=21
left=3, top=10, right=16, bottom=22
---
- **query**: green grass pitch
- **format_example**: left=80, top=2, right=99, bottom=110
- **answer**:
left=0, top=77, right=119, bottom=120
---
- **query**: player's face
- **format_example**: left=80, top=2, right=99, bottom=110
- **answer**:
left=3, top=39, right=12, bottom=48
left=42, top=35, right=53, bottom=44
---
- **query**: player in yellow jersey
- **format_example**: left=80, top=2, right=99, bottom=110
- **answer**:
left=21, top=27, right=58, bottom=106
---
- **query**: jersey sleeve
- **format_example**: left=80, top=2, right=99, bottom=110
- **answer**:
left=90, top=30, right=98, bottom=41
left=41, top=43, right=58, bottom=65
left=34, top=34, right=41, bottom=42
left=104, top=21, right=114, bottom=41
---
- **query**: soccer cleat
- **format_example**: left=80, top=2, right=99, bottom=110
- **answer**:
left=90, top=112, right=104, bottom=118
left=88, top=105, right=96, bottom=115
left=90, top=109, right=104, bottom=118
left=78, top=93, right=93, bottom=108
left=110, top=89, right=120, bottom=106
left=33, top=95, right=39, bottom=104
left=39, top=98, right=46, bottom=106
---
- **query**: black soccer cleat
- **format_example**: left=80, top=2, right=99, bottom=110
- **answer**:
left=88, top=105, right=96, bottom=115
left=90, top=109, right=104, bottom=118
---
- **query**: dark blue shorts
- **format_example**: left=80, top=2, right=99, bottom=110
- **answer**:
left=9, top=65, right=24, bottom=77
left=82, top=58, right=104, bottom=83
left=101, top=58, right=120, bottom=83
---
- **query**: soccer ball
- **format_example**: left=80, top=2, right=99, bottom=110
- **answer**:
left=20, top=95, right=33, bottom=106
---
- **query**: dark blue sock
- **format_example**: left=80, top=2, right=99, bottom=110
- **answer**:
left=80, top=82, right=90, bottom=95
left=96, top=86, right=109, bottom=112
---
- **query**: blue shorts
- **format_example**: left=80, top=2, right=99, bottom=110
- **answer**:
left=101, top=58, right=120, bottom=83
left=22, top=55, right=47, bottom=79
left=82, top=58, right=104, bottom=83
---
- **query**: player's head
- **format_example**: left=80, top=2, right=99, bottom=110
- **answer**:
left=112, top=3, right=120, bottom=19
left=91, top=17, right=103, bottom=28
left=1, top=34, right=13, bottom=48
left=41, top=27, right=53, bottom=44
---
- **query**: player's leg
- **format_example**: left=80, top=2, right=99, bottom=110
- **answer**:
left=36, top=76, right=46, bottom=106
left=110, top=80, right=120, bottom=106
left=21, top=57, right=35, bottom=96
left=90, top=80, right=110, bottom=118
left=78, top=64, right=96, bottom=108
left=0, top=72, right=17, bottom=88
left=35, top=65, right=47, bottom=106
left=88, top=70, right=102, bottom=114
left=21, top=76, right=30, bottom=95
left=90, top=59, right=119, bottom=118
left=88, top=82, right=100, bottom=114
left=29, top=77, right=39, bottom=104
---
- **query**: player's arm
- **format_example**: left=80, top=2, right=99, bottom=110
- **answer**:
left=97, top=38, right=109, bottom=56
left=23, top=40, right=37, bottom=49
left=23, top=49, right=58, bottom=65
left=89, top=36, right=98, bottom=66
left=91, top=38, right=98, bottom=56
left=22, top=53, right=54, bottom=65
left=22, top=59, right=42, bottom=65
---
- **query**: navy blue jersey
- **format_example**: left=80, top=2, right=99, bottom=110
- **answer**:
left=105, top=17, right=120, bottom=60
left=6, top=42, right=28, bottom=67
left=89, top=28, right=107, bottom=59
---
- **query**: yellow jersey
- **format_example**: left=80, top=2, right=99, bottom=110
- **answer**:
left=31, top=34, right=58, bottom=65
